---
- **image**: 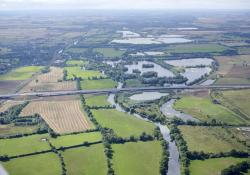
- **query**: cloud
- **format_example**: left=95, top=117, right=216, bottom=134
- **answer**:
left=0, top=0, right=250, bottom=10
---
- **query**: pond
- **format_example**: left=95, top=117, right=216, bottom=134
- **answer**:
left=129, top=92, right=168, bottom=101
left=125, top=61, right=175, bottom=77
left=165, top=58, right=214, bottom=67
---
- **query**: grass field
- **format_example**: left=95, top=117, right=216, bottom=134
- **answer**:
left=215, top=55, right=250, bottom=84
left=20, top=100, right=92, bottom=134
left=189, top=157, right=248, bottom=175
left=91, top=109, right=155, bottom=138
left=94, top=48, right=125, bottom=58
left=66, top=59, right=88, bottom=66
left=65, top=67, right=103, bottom=80
left=2, top=153, right=61, bottom=175
left=112, top=141, right=161, bottom=175
left=85, top=95, right=110, bottom=107
left=165, top=44, right=228, bottom=54
left=220, top=89, right=250, bottom=119
left=0, top=124, right=39, bottom=137
left=0, top=134, right=50, bottom=156
left=62, top=144, right=107, bottom=175
left=174, top=95, right=244, bottom=125
left=80, top=79, right=117, bottom=90
left=0, top=66, right=43, bottom=81
left=179, top=126, right=247, bottom=153
left=65, top=47, right=87, bottom=54
left=50, top=132, right=102, bottom=148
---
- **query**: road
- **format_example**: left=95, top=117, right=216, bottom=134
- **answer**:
left=1, top=84, right=250, bottom=99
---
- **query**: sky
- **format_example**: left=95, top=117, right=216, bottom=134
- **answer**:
left=0, top=0, right=250, bottom=10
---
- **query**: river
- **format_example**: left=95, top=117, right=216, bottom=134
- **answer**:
left=107, top=83, right=181, bottom=175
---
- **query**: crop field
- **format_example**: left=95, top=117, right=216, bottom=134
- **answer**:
left=20, top=100, right=93, bottom=133
left=65, top=47, right=87, bottom=54
left=219, top=89, right=250, bottom=119
left=165, top=43, right=228, bottom=54
left=66, top=59, right=88, bottom=66
left=174, top=95, right=245, bottom=125
left=65, top=66, right=103, bottom=80
left=0, top=134, right=50, bottom=156
left=85, top=95, right=110, bottom=107
left=189, top=157, right=248, bottom=175
left=91, top=109, right=155, bottom=138
left=0, top=124, right=39, bottom=137
left=0, top=66, right=43, bottom=81
left=179, top=126, right=247, bottom=153
left=62, top=144, right=107, bottom=175
left=112, top=141, right=161, bottom=175
left=94, top=48, right=125, bottom=58
left=215, top=55, right=250, bottom=84
left=80, top=79, right=117, bottom=90
left=2, top=153, right=61, bottom=175
left=0, top=100, right=23, bottom=113
left=0, top=80, right=21, bottom=94
left=50, top=132, right=102, bottom=148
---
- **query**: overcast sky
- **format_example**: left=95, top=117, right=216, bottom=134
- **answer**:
left=0, top=0, right=250, bottom=10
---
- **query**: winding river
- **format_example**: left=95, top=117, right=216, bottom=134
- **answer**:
left=107, top=83, right=181, bottom=175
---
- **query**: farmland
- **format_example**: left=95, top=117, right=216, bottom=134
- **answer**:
left=62, top=144, right=107, bottom=175
left=0, top=66, right=43, bottom=81
left=66, top=59, right=88, bottom=66
left=94, top=48, right=125, bottom=58
left=80, top=79, right=117, bottom=90
left=64, top=67, right=103, bottom=80
left=179, top=126, right=248, bottom=153
left=91, top=109, right=155, bottom=138
left=85, top=95, right=110, bottom=107
left=0, top=124, right=39, bottom=137
left=112, top=141, right=162, bottom=175
left=189, top=157, right=248, bottom=175
left=20, top=100, right=93, bottom=133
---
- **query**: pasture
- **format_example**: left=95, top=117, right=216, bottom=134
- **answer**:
left=66, top=59, right=88, bottom=66
left=85, top=95, right=110, bottom=107
left=0, top=134, right=50, bottom=156
left=65, top=47, right=87, bottom=54
left=64, top=66, right=103, bottom=80
left=0, top=124, right=38, bottom=137
left=112, top=141, right=161, bottom=175
left=20, top=100, right=93, bottom=134
left=80, top=79, right=117, bottom=90
left=94, top=48, right=125, bottom=58
left=2, top=153, right=61, bottom=175
left=179, top=126, right=247, bottom=153
left=62, top=144, right=107, bottom=175
left=189, top=157, right=248, bottom=175
left=91, top=109, right=155, bottom=138
left=174, top=95, right=245, bottom=125
left=50, top=132, right=102, bottom=148
left=0, top=66, right=44, bottom=81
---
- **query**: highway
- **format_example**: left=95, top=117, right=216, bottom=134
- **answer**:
left=1, top=84, right=250, bottom=99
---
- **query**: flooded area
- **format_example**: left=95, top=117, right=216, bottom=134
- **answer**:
left=160, top=99, right=198, bottom=122
left=181, top=67, right=212, bottom=84
left=112, top=37, right=192, bottom=44
left=200, top=79, right=215, bottom=86
left=125, top=61, right=175, bottom=77
left=165, top=58, right=214, bottom=67
left=103, top=60, right=121, bottom=67
left=129, top=92, right=168, bottom=101
left=117, top=30, right=140, bottom=38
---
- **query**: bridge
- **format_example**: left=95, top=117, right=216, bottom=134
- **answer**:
left=1, top=84, right=250, bottom=99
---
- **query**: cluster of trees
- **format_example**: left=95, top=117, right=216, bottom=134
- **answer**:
left=221, top=161, right=250, bottom=175
left=142, top=71, right=158, bottom=78
left=142, top=63, right=154, bottom=68
left=63, top=70, right=67, bottom=81
left=88, top=105, right=115, bottom=110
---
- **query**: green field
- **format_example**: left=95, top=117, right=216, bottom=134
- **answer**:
left=64, top=67, right=103, bottom=80
left=91, top=109, right=155, bottom=138
left=65, top=47, right=87, bottom=54
left=174, top=95, right=244, bottom=125
left=94, top=48, right=125, bottom=58
left=125, top=79, right=145, bottom=88
left=165, top=44, right=228, bottom=54
left=0, top=66, right=43, bottom=81
left=66, top=59, right=88, bottom=66
left=112, top=141, right=161, bottom=175
left=0, top=124, right=39, bottom=137
left=0, top=134, right=50, bottom=156
left=62, top=144, right=107, bottom=175
left=2, top=153, right=61, bottom=175
left=85, top=95, right=110, bottom=107
left=179, top=126, right=247, bottom=153
left=50, top=132, right=102, bottom=148
left=189, top=157, right=248, bottom=175
left=80, top=79, right=117, bottom=90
